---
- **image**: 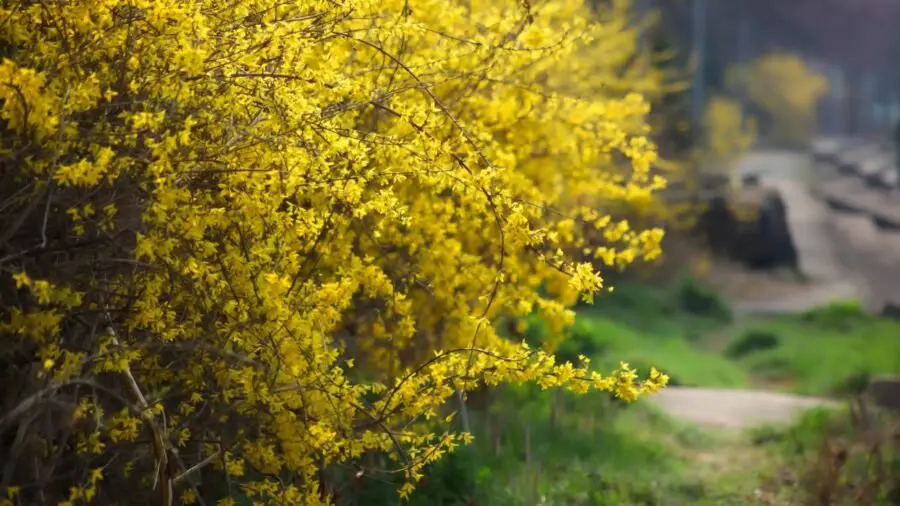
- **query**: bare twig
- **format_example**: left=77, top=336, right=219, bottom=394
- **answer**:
left=173, top=449, right=221, bottom=485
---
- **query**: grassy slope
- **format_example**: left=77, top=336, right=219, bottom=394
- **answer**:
left=467, top=395, right=721, bottom=506
left=571, top=315, right=749, bottom=388
left=391, top=280, right=900, bottom=506
left=580, top=281, right=900, bottom=396
left=726, top=311, right=900, bottom=395
left=552, top=278, right=750, bottom=389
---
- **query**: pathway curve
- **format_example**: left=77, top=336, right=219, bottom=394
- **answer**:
left=647, top=387, right=838, bottom=429
left=649, top=150, right=852, bottom=428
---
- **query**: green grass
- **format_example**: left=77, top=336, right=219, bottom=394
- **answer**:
left=466, top=394, right=719, bottom=506
left=572, top=275, right=731, bottom=336
left=582, top=287, right=900, bottom=397
left=732, top=318, right=900, bottom=395
left=720, top=305, right=900, bottom=396
left=371, top=277, right=757, bottom=506
left=746, top=405, right=900, bottom=505
left=569, top=316, right=749, bottom=388
left=349, top=387, right=730, bottom=506
left=512, top=280, right=900, bottom=504
left=422, top=277, right=761, bottom=505
left=550, top=276, right=747, bottom=389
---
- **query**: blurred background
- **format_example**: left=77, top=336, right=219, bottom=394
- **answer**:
left=654, top=0, right=900, bottom=139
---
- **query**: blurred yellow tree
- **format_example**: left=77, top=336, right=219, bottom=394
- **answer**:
left=558, top=1, right=696, bottom=233
left=726, top=51, right=828, bottom=146
left=700, top=95, right=757, bottom=188
left=0, top=0, right=668, bottom=504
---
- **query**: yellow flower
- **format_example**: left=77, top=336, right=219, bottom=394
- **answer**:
left=12, top=271, right=31, bottom=289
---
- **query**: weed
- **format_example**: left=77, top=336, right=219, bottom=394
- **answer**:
left=756, top=401, right=900, bottom=506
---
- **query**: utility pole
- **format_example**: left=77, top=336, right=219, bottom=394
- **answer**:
left=635, top=0, right=648, bottom=53
left=860, top=72, right=876, bottom=134
left=833, top=65, right=846, bottom=136
left=820, top=63, right=837, bottom=136
left=736, top=8, right=751, bottom=130
left=634, top=0, right=650, bottom=80
left=690, top=0, right=707, bottom=139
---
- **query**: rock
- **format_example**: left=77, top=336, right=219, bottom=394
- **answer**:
left=880, top=301, right=900, bottom=319
left=865, top=375, right=900, bottom=413
left=698, top=186, right=798, bottom=270
left=663, top=172, right=731, bottom=204
left=742, top=188, right=798, bottom=269
left=696, top=172, right=731, bottom=193
left=698, top=195, right=738, bottom=256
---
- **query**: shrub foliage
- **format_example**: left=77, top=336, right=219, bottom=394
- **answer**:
left=0, top=0, right=669, bottom=504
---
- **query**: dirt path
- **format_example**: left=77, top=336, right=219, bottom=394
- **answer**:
left=647, top=387, right=838, bottom=429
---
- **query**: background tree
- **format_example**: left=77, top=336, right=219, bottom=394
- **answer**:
left=726, top=52, right=828, bottom=147
left=657, top=0, right=900, bottom=135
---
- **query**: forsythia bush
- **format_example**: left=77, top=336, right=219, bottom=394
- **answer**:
left=700, top=95, right=756, bottom=188
left=0, top=0, right=668, bottom=504
left=726, top=52, right=828, bottom=146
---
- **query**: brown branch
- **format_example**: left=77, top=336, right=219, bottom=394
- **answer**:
left=102, top=315, right=173, bottom=506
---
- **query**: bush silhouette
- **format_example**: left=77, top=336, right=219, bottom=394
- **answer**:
left=674, top=276, right=733, bottom=321
left=725, top=329, right=781, bottom=359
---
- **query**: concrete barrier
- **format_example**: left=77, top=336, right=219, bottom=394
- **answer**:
left=878, top=168, right=899, bottom=189
left=819, top=178, right=874, bottom=214
left=810, top=137, right=900, bottom=311
left=871, top=204, right=900, bottom=231
left=867, top=167, right=899, bottom=190
left=817, top=168, right=900, bottom=230
left=837, top=146, right=883, bottom=176
left=854, top=155, right=892, bottom=181
left=811, top=138, right=844, bottom=164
